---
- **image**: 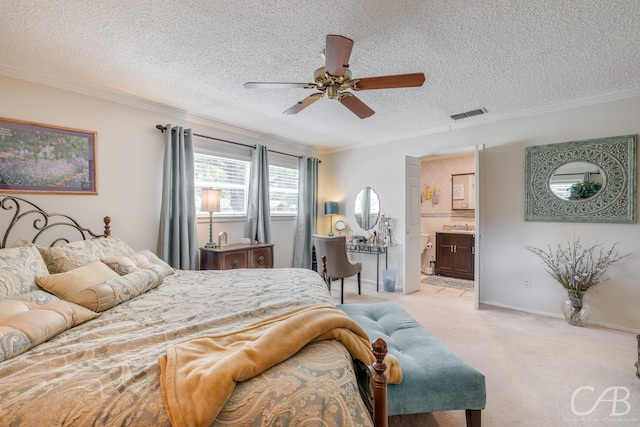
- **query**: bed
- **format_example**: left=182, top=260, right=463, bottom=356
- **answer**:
left=0, top=195, right=392, bottom=427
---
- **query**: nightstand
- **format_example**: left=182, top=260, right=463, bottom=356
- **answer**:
left=199, top=243, right=274, bottom=270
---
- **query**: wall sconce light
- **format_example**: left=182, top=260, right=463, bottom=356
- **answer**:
left=324, top=201, right=338, bottom=236
left=201, top=188, right=221, bottom=248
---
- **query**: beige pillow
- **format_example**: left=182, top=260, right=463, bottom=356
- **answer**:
left=103, top=249, right=174, bottom=278
left=0, top=290, right=97, bottom=362
left=0, top=244, right=49, bottom=297
left=36, top=261, right=120, bottom=302
left=37, top=262, right=162, bottom=312
left=74, top=270, right=163, bottom=312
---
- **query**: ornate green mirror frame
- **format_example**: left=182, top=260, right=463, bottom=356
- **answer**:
left=525, top=134, right=637, bottom=223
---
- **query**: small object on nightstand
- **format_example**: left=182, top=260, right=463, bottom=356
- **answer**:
left=218, top=231, right=228, bottom=246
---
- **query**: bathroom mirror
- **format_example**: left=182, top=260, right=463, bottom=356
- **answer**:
left=354, top=187, right=380, bottom=230
left=452, top=173, right=475, bottom=209
left=525, top=134, right=636, bottom=223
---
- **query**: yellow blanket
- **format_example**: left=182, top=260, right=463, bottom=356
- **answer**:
left=158, top=303, right=402, bottom=427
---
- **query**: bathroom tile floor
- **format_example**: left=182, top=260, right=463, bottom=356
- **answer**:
left=420, top=274, right=475, bottom=298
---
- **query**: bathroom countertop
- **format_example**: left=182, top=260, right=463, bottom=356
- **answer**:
left=437, top=230, right=476, bottom=235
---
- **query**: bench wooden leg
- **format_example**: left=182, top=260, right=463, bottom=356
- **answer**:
left=636, top=335, right=640, bottom=378
left=465, top=409, right=481, bottom=427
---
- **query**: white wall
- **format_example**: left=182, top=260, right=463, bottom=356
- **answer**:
left=0, top=75, right=315, bottom=268
left=322, top=143, right=408, bottom=288
left=323, top=96, right=640, bottom=332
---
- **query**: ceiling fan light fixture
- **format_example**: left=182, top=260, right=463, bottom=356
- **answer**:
left=327, top=85, right=340, bottom=99
left=243, top=34, right=425, bottom=118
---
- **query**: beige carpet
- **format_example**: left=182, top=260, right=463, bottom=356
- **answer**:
left=331, top=278, right=640, bottom=426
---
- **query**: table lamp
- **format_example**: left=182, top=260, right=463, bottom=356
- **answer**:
left=324, top=201, right=338, bottom=236
left=201, top=188, right=221, bottom=248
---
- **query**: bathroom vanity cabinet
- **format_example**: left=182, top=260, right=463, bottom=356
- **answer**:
left=434, top=232, right=475, bottom=280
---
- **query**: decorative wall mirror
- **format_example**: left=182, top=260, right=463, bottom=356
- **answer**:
left=525, top=134, right=637, bottom=223
left=354, top=187, right=380, bottom=230
left=452, top=173, right=475, bottom=210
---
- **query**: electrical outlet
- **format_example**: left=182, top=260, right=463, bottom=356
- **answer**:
left=524, top=280, right=532, bottom=289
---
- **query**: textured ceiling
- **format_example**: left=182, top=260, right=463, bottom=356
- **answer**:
left=2, top=1, right=640, bottom=152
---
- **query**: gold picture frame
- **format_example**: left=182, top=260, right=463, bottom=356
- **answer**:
left=0, top=117, right=97, bottom=195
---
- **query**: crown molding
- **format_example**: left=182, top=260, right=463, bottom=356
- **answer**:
left=0, top=65, right=317, bottom=157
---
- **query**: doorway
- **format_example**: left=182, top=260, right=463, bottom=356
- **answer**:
left=416, top=149, right=480, bottom=307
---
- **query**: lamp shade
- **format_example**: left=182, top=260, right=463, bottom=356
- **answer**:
left=201, top=188, right=221, bottom=212
left=324, top=201, right=338, bottom=215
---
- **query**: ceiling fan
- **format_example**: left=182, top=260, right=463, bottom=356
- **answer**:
left=243, top=34, right=426, bottom=119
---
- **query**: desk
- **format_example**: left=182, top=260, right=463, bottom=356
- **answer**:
left=346, top=242, right=390, bottom=291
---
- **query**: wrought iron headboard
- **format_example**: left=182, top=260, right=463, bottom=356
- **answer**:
left=0, top=195, right=110, bottom=249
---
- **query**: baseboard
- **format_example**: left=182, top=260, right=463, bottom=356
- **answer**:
left=481, top=301, right=562, bottom=319
left=586, top=320, right=640, bottom=334
left=481, top=301, right=640, bottom=334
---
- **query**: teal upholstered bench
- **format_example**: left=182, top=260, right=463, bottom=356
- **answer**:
left=338, top=302, right=486, bottom=427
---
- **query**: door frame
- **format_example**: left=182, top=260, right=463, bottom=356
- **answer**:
left=411, top=144, right=483, bottom=308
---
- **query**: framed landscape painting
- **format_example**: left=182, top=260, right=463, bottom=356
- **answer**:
left=0, top=117, right=97, bottom=194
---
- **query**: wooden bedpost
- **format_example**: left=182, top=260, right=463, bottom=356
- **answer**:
left=372, top=337, right=388, bottom=427
left=103, top=216, right=111, bottom=237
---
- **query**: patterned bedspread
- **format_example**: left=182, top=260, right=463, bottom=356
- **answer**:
left=0, top=268, right=373, bottom=427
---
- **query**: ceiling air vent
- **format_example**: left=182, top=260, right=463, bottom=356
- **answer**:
left=450, top=107, right=488, bottom=121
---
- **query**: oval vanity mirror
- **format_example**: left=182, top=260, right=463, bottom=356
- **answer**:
left=549, top=161, right=605, bottom=201
left=354, top=187, right=380, bottom=230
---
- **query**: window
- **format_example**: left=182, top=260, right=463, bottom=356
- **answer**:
left=194, top=153, right=298, bottom=215
left=269, top=165, right=298, bottom=214
left=194, top=154, right=250, bottom=214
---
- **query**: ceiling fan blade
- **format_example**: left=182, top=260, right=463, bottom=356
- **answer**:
left=283, top=93, right=324, bottom=115
left=325, top=34, right=353, bottom=77
left=244, top=82, right=314, bottom=89
left=339, top=93, right=375, bottom=119
left=353, top=73, right=426, bottom=90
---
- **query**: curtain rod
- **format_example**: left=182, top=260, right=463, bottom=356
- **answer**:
left=155, top=124, right=315, bottom=161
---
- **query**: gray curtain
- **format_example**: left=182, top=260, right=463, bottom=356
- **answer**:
left=244, top=144, right=271, bottom=243
left=292, top=156, right=319, bottom=268
left=157, top=125, right=198, bottom=270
